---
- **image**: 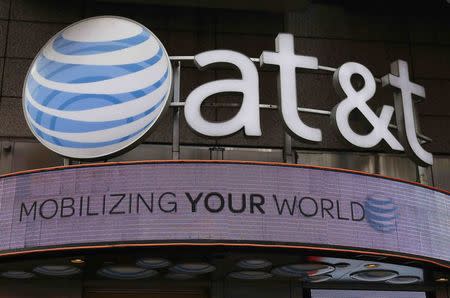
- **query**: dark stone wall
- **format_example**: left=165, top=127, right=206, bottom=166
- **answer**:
left=0, top=0, right=86, bottom=139
left=99, top=1, right=450, bottom=154
left=286, top=1, right=450, bottom=154
left=0, top=0, right=449, bottom=154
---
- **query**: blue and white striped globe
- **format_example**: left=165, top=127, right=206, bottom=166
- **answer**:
left=365, top=194, right=398, bottom=233
left=22, top=16, right=172, bottom=159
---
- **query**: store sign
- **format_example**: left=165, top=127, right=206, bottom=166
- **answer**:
left=2, top=162, right=449, bottom=266
left=23, top=16, right=172, bottom=160
left=23, top=16, right=432, bottom=165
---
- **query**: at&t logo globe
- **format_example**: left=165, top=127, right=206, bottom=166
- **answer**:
left=22, top=16, right=172, bottom=159
left=365, top=194, right=398, bottom=233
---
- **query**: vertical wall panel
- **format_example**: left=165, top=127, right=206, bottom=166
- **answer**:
left=296, top=150, right=376, bottom=173
left=432, top=155, right=450, bottom=191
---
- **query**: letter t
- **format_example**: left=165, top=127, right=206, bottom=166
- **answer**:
left=260, top=33, right=322, bottom=142
left=381, top=60, right=433, bottom=166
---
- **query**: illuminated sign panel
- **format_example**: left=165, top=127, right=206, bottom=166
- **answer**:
left=1, top=162, right=448, bottom=265
left=311, top=289, right=426, bottom=298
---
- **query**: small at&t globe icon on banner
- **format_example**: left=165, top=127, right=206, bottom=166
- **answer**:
left=22, top=16, right=172, bottom=160
left=364, top=194, right=398, bottom=233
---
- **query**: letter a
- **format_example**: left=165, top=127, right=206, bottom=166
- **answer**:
left=184, top=50, right=261, bottom=137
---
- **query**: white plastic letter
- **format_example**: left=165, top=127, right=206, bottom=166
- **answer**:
left=332, top=62, right=404, bottom=151
left=260, top=33, right=322, bottom=142
left=381, top=60, right=433, bottom=166
left=184, top=50, right=261, bottom=137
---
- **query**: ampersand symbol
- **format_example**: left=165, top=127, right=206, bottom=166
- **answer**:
left=332, top=62, right=404, bottom=151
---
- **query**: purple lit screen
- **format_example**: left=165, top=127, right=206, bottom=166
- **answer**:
left=311, top=289, right=426, bottom=298
left=0, top=162, right=448, bottom=263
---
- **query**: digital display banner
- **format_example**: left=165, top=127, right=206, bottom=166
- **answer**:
left=311, top=289, right=426, bottom=298
left=0, top=161, right=448, bottom=265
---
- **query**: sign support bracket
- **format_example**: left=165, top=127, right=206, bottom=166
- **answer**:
left=172, top=61, right=181, bottom=160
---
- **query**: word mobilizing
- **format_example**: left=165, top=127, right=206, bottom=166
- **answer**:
left=19, top=191, right=365, bottom=223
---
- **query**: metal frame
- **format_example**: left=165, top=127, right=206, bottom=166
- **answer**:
left=59, top=56, right=433, bottom=185
left=168, top=56, right=433, bottom=183
left=168, top=56, right=432, bottom=143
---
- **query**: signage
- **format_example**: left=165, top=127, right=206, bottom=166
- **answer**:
left=2, top=161, right=449, bottom=266
left=23, top=17, right=433, bottom=165
left=311, top=290, right=426, bottom=298
left=22, top=16, right=172, bottom=159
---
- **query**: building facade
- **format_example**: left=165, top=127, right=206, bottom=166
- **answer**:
left=0, top=0, right=448, bottom=297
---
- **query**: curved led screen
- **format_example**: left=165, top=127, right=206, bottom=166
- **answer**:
left=0, top=161, right=448, bottom=266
